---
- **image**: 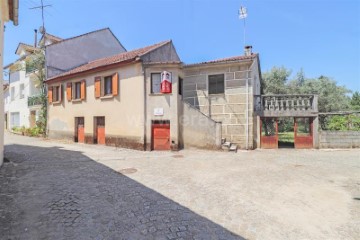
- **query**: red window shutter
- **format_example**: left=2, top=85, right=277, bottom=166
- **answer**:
left=95, top=77, right=101, bottom=98
left=112, top=72, right=118, bottom=96
left=81, top=80, right=86, bottom=100
left=48, top=86, right=53, bottom=104
left=66, top=82, right=72, bottom=101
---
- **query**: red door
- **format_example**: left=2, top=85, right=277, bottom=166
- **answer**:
left=95, top=117, right=105, bottom=145
left=152, top=123, right=170, bottom=150
left=294, top=117, right=313, bottom=149
left=260, top=118, right=278, bottom=149
left=78, top=125, right=85, bottom=143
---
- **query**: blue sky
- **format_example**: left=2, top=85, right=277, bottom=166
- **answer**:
left=4, top=0, right=360, bottom=91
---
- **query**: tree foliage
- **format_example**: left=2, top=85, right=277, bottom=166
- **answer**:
left=262, top=66, right=291, bottom=94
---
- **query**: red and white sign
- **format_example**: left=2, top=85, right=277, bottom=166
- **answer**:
left=160, top=71, right=172, bottom=94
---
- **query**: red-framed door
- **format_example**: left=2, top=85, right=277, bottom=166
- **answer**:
left=294, top=117, right=313, bottom=149
left=260, top=118, right=278, bottom=149
left=152, top=122, right=170, bottom=150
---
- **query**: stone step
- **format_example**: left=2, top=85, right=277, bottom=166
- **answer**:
left=229, top=144, right=238, bottom=152
left=222, top=142, right=231, bottom=147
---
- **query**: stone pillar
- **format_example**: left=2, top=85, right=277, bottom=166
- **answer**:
left=313, top=116, right=319, bottom=149
left=215, top=122, right=222, bottom=147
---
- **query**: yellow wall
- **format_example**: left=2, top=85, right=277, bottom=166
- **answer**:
left=47, top=63, right=145, bottom=147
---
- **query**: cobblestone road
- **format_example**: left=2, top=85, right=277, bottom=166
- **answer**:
left=0, top=136, right=242, bottom=239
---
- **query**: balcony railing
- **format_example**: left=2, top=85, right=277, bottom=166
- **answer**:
left=28, top=95, right=42, bottom=107
left=255, top=94, right=318, bottom=117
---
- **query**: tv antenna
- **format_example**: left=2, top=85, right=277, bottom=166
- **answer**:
left=238, top=6, right=248, bottom=47
left=29, top=0, right=52, bottom=34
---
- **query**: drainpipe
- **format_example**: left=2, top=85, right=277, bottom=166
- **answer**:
left=246, top=69, right=249, bottom=150
left=142, top=63, right=147, bottom=151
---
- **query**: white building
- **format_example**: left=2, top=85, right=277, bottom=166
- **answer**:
left=1, top=0, right=19, bottom=166
left=4, top=35, right=61, bottom=130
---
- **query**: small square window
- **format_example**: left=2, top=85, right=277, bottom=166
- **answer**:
left=208, top=74, right=225, bottom=95
left=151, top=73, right=161, bottom=93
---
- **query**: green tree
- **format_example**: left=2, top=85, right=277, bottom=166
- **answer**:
left=24, top=50, right=47, bottom=136
left=262, top=66, right=291, bottom=94
left=300, top=76, right=350, bottom=113
left=350, top=91, right=360, bottom=110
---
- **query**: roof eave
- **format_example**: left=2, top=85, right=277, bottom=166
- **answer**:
left=46, top=59, right=140, bottom=84
left=183, top=58, right=256, bottom=68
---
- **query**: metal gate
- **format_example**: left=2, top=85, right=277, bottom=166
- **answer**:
left=260, top=118, right=278, bottom=149
left=294, top=117, right=313, bottom=149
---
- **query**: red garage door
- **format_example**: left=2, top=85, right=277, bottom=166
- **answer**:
left=152, top=122, right=170, bottom=150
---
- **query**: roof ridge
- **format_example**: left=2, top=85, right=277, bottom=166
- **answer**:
left=46, top=28, right=111, bottom=47
left=185, top=53, right=258, bottom=67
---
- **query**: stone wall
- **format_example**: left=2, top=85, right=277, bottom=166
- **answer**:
left=179, top=101, right=222, bottom=150
left=183, top=61, right=260, bottom=149
left=319, top=131, right=360, bottom=148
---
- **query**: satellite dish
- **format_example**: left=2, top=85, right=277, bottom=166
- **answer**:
left=39, top=26, right=46, bottom=34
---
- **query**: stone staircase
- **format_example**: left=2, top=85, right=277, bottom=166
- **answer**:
left=221, top=138, right=238, bottom=153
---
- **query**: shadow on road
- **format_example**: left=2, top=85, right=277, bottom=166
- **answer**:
left=0, top=144, right=244, bottom=239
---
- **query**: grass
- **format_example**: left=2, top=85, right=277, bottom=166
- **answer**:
left=278, top=132, right=294, bottom=143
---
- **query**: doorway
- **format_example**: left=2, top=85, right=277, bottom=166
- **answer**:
left=30, top=111, right=36, bottom=128
left=75, top=117, right=85, bottom=143
left=94, top=116, right=105, bottom=145
left=278, top=118, right=294, bottom=148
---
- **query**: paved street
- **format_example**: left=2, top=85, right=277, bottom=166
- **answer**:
left=1, top=133, right=360, bottom=240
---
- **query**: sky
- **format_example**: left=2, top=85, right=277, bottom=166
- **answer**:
left=4, top=0, right=360, bottom=92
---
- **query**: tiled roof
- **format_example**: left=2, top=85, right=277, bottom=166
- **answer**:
left=15, top=42, right=39, bottom=54
left=47, top=40, right=171, bottom=81
left=184, top=53, right=258, bottom=67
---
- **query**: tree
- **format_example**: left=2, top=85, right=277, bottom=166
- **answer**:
left=262, top=66, right=291, bottom=94
left=350, top=91, right=360, bottom=110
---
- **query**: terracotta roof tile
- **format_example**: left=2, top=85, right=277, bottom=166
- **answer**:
left=47, top=40, right=171, bottom=81
left=184, top=53, right=258, bottom=67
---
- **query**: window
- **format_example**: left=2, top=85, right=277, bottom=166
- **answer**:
left=20, top=84, right=25, bottom=99
left=178, top=77, right=183, bottom=95
left=208, top=74, right=225, bottom=94
left=95, top=73, right=118, bottom=98
left=53, top=86, right=61, bottom=102
left=11, top=87, right=15, bottom=101
left=104, top=76, right=112, bottom=95
left=151, top=73, right=161, bottom=93
left=74, top=82, right=81, bottom=99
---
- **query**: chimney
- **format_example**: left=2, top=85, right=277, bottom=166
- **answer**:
left=34, top=29, right=38, bottom=48
left=244, top=45, right=252, bottom=56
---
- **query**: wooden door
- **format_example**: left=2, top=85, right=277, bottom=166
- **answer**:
left=77, top=117, right=85, bottom=143
left=152, top=123, right=170, bottom=150
left=95, top=117, right=105, bottom=145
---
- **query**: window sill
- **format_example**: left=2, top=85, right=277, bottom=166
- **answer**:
left=149, top=93, right=173, bottom=96
left=52, top=101, right=62, bottom=105
left=71, top=99, right=82, bottom=103
left=100, top=95, right=114, bottom=99
left=209, top=93, right=225, bottom=97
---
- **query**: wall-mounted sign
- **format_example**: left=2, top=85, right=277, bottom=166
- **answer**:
left=154, top=108, right=164, bottom=116
left=160, top=71, right=172, bottom=94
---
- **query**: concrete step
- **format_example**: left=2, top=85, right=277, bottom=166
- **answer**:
left=229, top=144, right=238, bottom=152
left=222, top=141, right=231, bottom=151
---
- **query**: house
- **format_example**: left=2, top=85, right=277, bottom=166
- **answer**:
left=1, top=0, right=19, bottom=165
left=45, top=29, right=262, bottom=151
left=46, top=40, right=183, bottom=150
left=182, top=46, right=261, bottom=149
left=4, top=35, right=61, bottom=130
left=45, top=28, right=126, bottom=79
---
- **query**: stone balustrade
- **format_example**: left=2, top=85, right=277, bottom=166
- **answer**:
left=255, top=94, right=318, bottom=117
